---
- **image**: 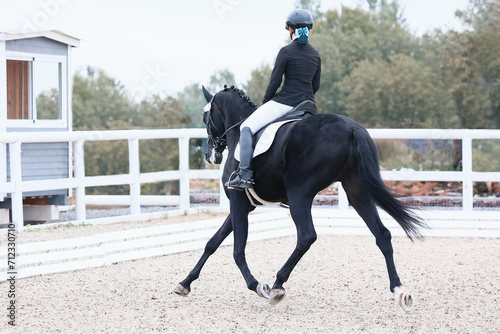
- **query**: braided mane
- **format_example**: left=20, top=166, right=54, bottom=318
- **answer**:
left=222, top=85, right=258, bottom=109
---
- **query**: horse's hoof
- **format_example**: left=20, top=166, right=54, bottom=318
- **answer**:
left=394, top=286, right=414, bottom=312
left=269, top=289, right=286, bottom=305
left=257, top=283, right=271, bottom=299
left=173, top=284, right=190, bottom=297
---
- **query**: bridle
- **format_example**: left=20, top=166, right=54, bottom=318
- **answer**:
left=204, top=97, right=245, bottom=153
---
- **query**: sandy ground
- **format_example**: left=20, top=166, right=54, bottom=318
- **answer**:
left=1, top=213, right=499, bottom=334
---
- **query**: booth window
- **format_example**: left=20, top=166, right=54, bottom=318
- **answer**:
left=6, top=60, right=30, bottom=119
left=6, top=56, right=65, bottom=124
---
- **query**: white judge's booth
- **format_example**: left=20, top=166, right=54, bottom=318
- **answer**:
left=0, top=30, right=80, bottom=224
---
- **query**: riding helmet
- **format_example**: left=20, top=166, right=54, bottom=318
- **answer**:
left=285, top=9, right=314, bottom=30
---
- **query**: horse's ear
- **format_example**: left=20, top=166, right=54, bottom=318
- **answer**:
left=202, top=85, right=213, bottom=103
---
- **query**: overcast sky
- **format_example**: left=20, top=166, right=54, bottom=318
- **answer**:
left=0, top=0, right=469, bottom=98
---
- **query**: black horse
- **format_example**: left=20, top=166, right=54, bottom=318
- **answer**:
left=173, top=85, right=427, bottom=311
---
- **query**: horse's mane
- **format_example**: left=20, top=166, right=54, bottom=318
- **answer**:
left=221, top=85, right=258, bottom=110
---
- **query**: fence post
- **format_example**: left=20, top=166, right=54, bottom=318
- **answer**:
left=179, top=136, right=190, bottom=211
left=9, top=141, right=24, bottom=231
left=74, top=140, right=86, bottom=221
left=338, top=182, right=349, bottom=210
left=462, top=136, right=473, bottom=211
left=219, top=151, right=230, bottom=210
left=128, top=137, right=141, bottom=215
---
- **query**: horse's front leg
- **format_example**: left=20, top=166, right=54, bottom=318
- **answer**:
left=230, top=197, right=272, bottom=299
left=173, top=215, right=233, bottom=296
left=269, top=197, right=317, bottom=305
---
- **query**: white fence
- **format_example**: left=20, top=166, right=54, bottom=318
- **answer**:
left=0, top=128, right=219, bottom=231
left=1, top=128, right=500, bottom=231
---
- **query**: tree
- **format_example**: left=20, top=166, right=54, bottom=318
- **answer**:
left=72, top=67, right=138, bottom=130
left=138, top=94, right=189, bottom=129
left=177, top=83, right=206, bottom=128
left=36, top=88, right=59, bottom=119
left=366, top=0, right=378, bottom=10
left=242, top=63, right=272, bottom=106
left=207, top=68, right=237, bottom=93
left=72, top=68, right=190, bottom=195
left=338, top=54, right=457, bottom=128
left=137, top=94, right=190, bottom=194
left=441, top=0, right=500, bottom=128
left=309, top=2, right=422, bottom=115
left=294, top=0, right=323, bottom=19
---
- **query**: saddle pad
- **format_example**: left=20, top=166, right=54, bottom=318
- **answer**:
left=234, top=119, right=299, bottom=162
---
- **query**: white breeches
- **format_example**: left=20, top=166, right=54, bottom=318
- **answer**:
left=240, top=100, right=293, bottom=134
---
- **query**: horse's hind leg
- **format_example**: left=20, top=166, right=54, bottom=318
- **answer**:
left=341, top=179, right=403, bottom=293
left=173, top=215, right=233, bottom=296
left=270, top=195, right=317, bottom=304
left=342, top=178, right=415, bottom=310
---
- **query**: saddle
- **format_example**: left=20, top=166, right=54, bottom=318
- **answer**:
left=235, top=100, right=317, bottom=161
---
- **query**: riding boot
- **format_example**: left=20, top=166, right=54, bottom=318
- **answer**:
left=227, top=127, right=254, bottom=189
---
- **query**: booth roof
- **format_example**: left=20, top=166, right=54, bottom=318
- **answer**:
left=0, top=30, right=80, bottom=47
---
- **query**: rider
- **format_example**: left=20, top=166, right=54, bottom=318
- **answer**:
left=227, top=8, right=321, bottom=190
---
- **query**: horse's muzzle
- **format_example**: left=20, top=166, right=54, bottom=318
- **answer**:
left=205, top=150, right=223, bottom=165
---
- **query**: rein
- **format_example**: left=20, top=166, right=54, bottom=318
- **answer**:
left=205, top=101, right=246, bottom=152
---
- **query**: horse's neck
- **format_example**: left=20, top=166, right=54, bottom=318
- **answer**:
left=227, top=104, right=253, bottom=124
left=220, top=92, right=255, bottom=146
left=223, top=104, right=253, bottom=134
left=225, top=128, right=241, bottom=153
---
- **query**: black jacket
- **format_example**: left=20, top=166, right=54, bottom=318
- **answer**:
left=262, top=39, right=321, bottom=106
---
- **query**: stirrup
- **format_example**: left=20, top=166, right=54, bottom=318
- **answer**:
left=225, top=170, right=254, bottom=190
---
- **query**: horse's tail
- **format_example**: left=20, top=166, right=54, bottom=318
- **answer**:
left=350, top=126, right=428, bottom=240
